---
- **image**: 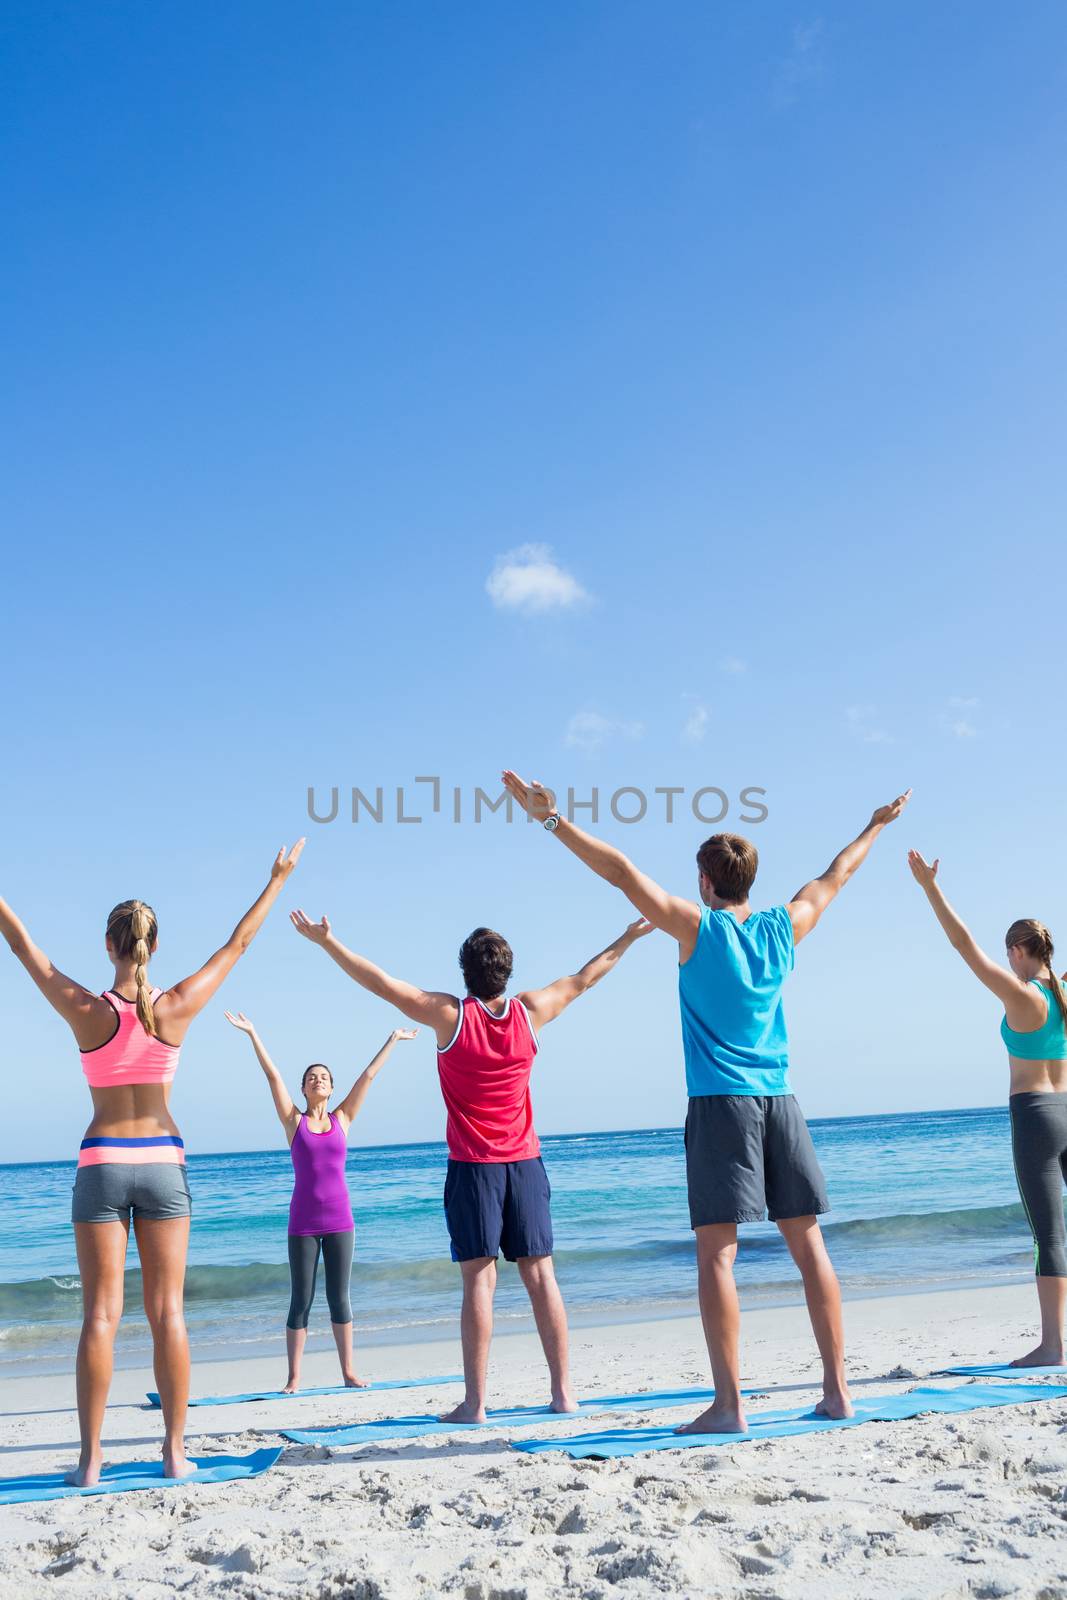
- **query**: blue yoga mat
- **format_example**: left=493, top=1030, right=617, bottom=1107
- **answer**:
left=511, top=1382, right=1067, bottom=1459
left=282, top=1385, right=756, bottom=1446
left=146, top=1373, right=463, bottom=1408
left=0, top=1447, right=282, bottom=1505
left=936, top=1363, right=1067, bottom=1378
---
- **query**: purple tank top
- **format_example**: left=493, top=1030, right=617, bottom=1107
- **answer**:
left=288, top=1113, right=354, bottom=1236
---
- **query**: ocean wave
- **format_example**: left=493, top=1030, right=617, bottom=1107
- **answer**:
left=0, top=1199, right=1037, bottom=1321
left=824, top=1201, right=1028, bottom=1243
left=0, top=1275, right=85, bottom=1315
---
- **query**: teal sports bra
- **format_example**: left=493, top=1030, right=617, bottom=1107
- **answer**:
left=1000, top=980, right=1067, bottom=1061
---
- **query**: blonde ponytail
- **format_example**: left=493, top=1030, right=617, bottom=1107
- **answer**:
left=1041, top=935, right=1067, bottom=1032
left=1005, top=918, right=1067, bottom=1030
left=106, top=899, right=159, bottom=1038
left=130, top=904, right=157, bottom=1038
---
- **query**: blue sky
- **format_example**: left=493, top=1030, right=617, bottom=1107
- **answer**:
left=2, top=2, right=1065, bottom=1162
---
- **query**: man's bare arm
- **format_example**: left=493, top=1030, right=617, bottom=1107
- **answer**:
left=520, top=919, right=654, bottom=1030
left=290, top=910, right=460, bottom=1045
left=788, top=790, right=912, bottom=944
left=502, top=771, right=701, bottom=953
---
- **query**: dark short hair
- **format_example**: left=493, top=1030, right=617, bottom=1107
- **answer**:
left=696, top=833, right=758, bottom=902
left=301, top=1062, right=334, bottom=1093
left=459, top=928, right=513, bottom=1000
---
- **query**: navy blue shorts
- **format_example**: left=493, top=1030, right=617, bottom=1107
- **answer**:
left=443, top=1157, right=554, bottom=1263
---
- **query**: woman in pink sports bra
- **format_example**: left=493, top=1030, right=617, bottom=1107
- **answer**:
left=224, top=1011, right=416, bottom=1392
left=0, top=840, right=304, bottom=1487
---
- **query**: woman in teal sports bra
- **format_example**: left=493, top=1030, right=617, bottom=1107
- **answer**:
left=909, top=850, right=1067, bottom=1368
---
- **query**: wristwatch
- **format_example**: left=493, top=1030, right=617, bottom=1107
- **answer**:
left=543, top=812, right=561, bottom=832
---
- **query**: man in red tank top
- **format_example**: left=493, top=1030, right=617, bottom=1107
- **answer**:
left=291, top=908, right=651, bottom=1421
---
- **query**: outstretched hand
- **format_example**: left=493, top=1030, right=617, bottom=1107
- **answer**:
left=223, top=1010, right=257, bottom=1035
left=290, top=908, right=331, bottom=944
left=501, top=770, right=557, bottom=821
left=907, top=849, right=940, bottom=890
left=870, top=790, right=912, bottom=828
left=391, top=1027, right=419, bottom=1042
left=625, top=918, right=655, bottom=941
left=271, top=839, right=306, bottom=881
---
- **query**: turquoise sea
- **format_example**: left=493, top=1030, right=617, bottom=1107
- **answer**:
left=0, top=1107, right=1048, bottom=1375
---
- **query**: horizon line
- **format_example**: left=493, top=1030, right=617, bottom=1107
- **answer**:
left=0, top=1103, right=1007, bottom=1171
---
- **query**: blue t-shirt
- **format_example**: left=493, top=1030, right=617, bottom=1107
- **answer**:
left=678, top=904, right=795, bottom=1097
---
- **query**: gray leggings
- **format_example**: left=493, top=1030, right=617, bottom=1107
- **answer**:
left=1010, top=1092, right=1067, bottom=1278
left=286, top=1230, right=354, bottom=1328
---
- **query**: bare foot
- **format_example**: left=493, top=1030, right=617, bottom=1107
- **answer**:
left=675, top=1401, right=747, bottom=1436
left=282, top=1379, right=299, bottom=1394
left=438, top=1399, right=487, bottom=1424
left=64, top=1456, right=103, bottom=1488
left=343, top=1373, right=371, bottom=1389
left=1011, top=1344, right=1065, bottom=1368
left=163, top=1445, right=196, bottom=1480
left=814, top=1387, right=854, bottom=1420
left=550, top=1390, right=580, bottom=1414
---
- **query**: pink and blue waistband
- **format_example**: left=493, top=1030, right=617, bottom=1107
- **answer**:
left=77, top=1135, right=186, bottom=1169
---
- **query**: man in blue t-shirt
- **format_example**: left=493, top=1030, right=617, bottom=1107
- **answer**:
left=502, top=771, right=910, bottom=1434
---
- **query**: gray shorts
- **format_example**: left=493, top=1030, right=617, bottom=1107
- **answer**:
left=684, top=1094, right=829, bottom=1228
left=72, top=1163, right=192, bottom=1225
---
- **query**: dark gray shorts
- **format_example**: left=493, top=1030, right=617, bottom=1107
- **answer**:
left=71, top=1163, right=192, bottom=1225
left=684, top=1094, right=829, bottom=1228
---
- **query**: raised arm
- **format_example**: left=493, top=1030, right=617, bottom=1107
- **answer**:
left=501, top=771, right=701, bottom=953
left=290, top=911, right=460, bottom=1048
left=155, top=841, right=305, bottom=1039
left=334, top=1028, right=418, bottom=1131
left=519, top=918, right=654, bottom=1030
left=0, top=894, right=111, bottom=1045
left=224, top=1012, right=299, bottom=1138
left=906, top=852, right=1044, bottom=1025
left=787, top=792, right=912, bottom=944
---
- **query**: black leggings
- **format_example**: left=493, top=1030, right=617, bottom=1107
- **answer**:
left=286, top=1230, right=355, bottom=1328
left=1010, top=1093, right=1067, bottom=1278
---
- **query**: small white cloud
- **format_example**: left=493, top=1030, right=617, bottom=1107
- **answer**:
left=565, top=712, right=644, bottom=753
left=939, top=697, right=980, bottom=740
left=682, top=704, right=710, bottom=745
left=721, top=656, right=747, bottom=676
left=486, top=544, right=590, bottom=615
left=846, top=705, right=892, bottom=744
left=773, top=18, right=826, bottom=109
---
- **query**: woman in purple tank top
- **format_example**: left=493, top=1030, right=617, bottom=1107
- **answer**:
left=226, top=1013, right=416, bottom=1391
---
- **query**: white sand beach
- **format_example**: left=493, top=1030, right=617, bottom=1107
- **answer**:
left=1, top=1282, right=1064, bottom=1600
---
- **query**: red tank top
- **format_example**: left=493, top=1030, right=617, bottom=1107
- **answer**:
left=437, top=996, right=540, bottom=1162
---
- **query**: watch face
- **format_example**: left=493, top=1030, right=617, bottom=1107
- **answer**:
left=544, top=814, right=560, bottom=831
